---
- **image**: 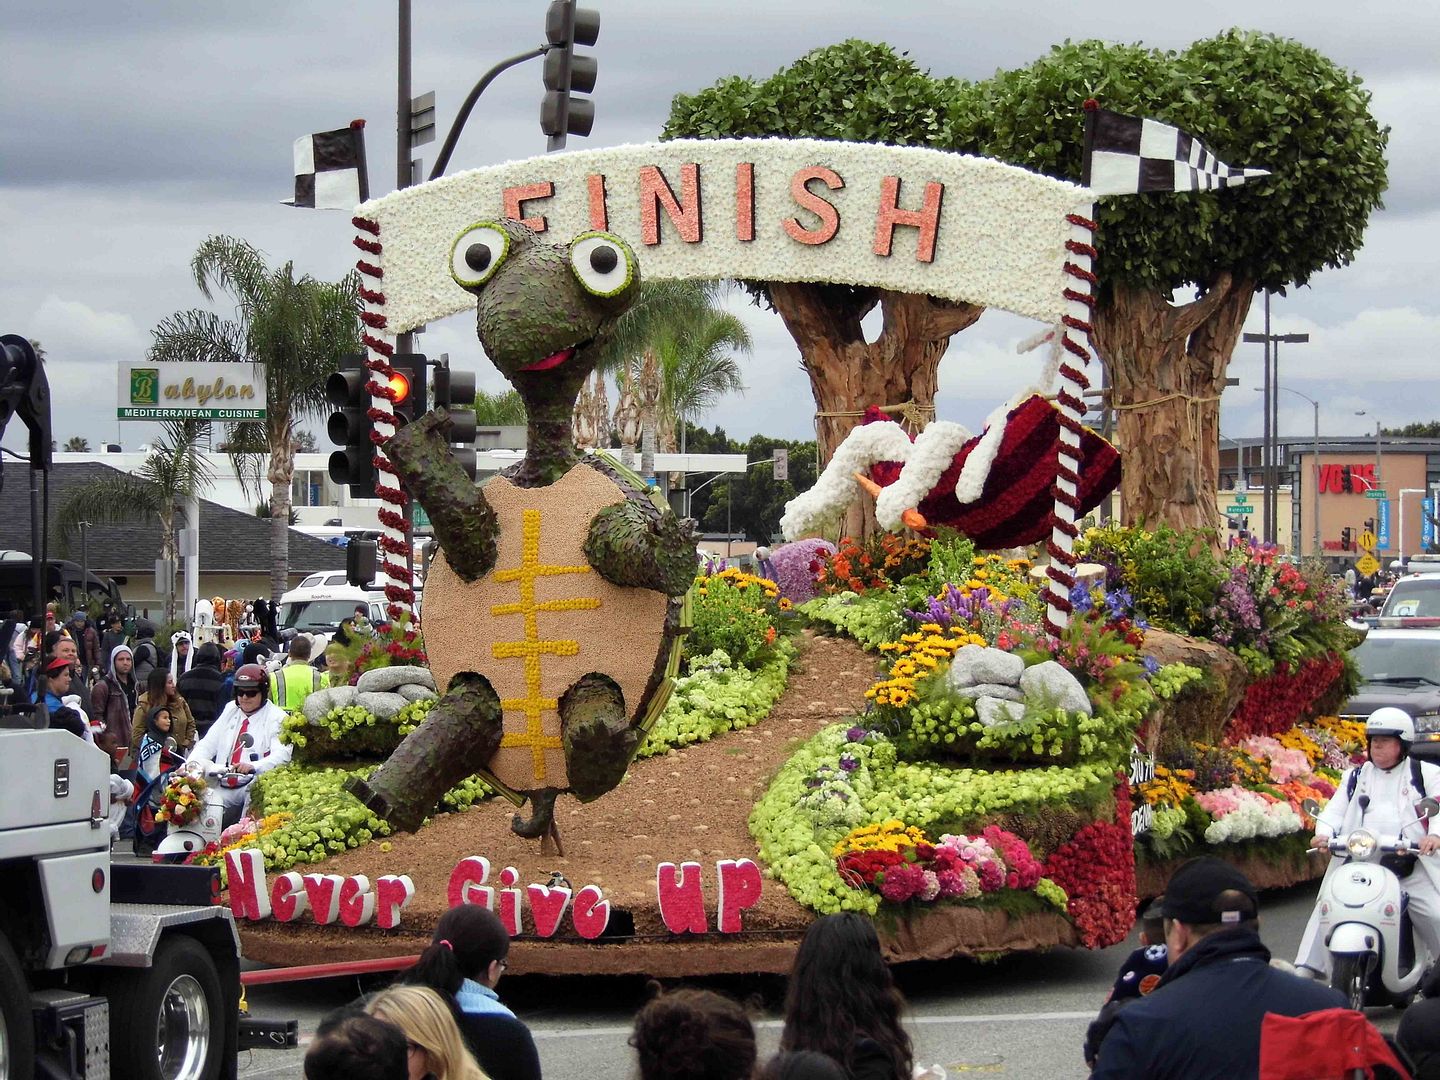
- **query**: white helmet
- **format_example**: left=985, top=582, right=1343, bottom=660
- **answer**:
left=1366, top=707, right=1415, bottom=745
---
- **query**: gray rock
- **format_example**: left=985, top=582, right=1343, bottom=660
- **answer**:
left=356, top=665, right=435, bottom=694
left=976, top=696, right=1026, bottom=727
left=1020, top=660, right=1093, bottom=716
left=954, top=682, right=1026, bottom=702
left=947, top=645, right=1024, bottom=689
left=356, top=691, right=410, bottom=720
left=302, top=685, right=356, bottom=723
left=396, top=683, right=437, bottom=703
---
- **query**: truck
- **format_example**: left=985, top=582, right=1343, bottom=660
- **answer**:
left=0, top=720, right=267, bottom=1080
left=0, top=553, right=127, bottom=624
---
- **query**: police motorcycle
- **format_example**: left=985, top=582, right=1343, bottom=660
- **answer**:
left=1302, top=789, right=1440, bottom=1010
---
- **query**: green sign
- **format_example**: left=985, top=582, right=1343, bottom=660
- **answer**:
left=412, top=506, right=431, bottom=529
left=1365, top=489, right=1388, bottom=500
left=1232, top=493, right=1249, bottom=503
left=1225, top=505, right=1251, bottom=515
left=117, top=407, right=265, bottom=420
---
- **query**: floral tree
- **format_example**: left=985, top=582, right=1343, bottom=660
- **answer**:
left=965, top=33, right=1387, bottom=532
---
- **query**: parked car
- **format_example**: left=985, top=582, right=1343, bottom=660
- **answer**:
left=1341, top=627, right=1440, bottom=761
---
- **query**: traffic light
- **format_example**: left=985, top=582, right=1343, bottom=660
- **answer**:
left=1341, top=527, right=1352, bottom=552
left=326, top=353, right=375, bottom=498
left=540, top=0, right=600, bottom=148
left=1365, top=517, right=1376, bottom=536
left=1341, top=466, right=1353, bottom=493
left=387, top=354, right=428, bottom=429
left=1238, top=517, right=1251, bottom=541
left=432, top=359, right=479, bottom=479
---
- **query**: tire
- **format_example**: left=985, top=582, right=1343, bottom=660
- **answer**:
left=0, top=933, right=35, bottom=1080
left=108, top=935, right=223, bottom=1080
left=1332, top=954, right=1370, bottom=1011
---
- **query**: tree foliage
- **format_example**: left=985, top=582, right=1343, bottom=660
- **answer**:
left=687, top=428, right=819, bottom=544
left=473, top=388, right=527, bottom=426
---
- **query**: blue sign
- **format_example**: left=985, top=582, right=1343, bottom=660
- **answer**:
left=1424, top=498, right=1435, bottom=550
left=1377, top=499, right=1391, bottom=551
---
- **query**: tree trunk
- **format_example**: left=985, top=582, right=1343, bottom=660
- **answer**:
left=160, top=507, right=177, bottom=626
left=1091, top=274, right=1255, bottom=539
left=268, top=431, right=296, bottom=603
left=767, top=283, right=982, bottom=537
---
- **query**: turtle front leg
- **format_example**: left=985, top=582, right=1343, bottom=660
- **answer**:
left=344, top=672, right=502, bottom=832
left=585, top=499, right=697, bottom=596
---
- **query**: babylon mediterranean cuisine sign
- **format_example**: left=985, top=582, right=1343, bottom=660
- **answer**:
left=353, top=137, right=1094, bottom=333
left=117, top=361, right=267, bottom=421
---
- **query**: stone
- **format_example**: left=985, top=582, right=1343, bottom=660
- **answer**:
left=356, top=665, right=436, bottom=694
left=947, top=645, right=1024, bottom=689
left=302, top=685, right=356, bottom=723
left=356, top=691, right=409, bottom=719
left=396, top=683, right=438, bottom=703
left=976, top=696, right=1026, bottom=726
left=1020, top=661, right=1093, bottom=716
left=1029, top=561, right=1108, bottom=590
left=953, top=682, right=1025, bottom=702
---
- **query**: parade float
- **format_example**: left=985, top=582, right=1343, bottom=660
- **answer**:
left=220, top=29, right=1386, bottom=972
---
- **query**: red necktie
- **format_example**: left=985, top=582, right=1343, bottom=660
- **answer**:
left=225, top=716, right=250, bottom=787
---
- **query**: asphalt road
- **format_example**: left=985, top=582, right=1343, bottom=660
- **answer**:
left=237, top=881, right=1401, bottom=1079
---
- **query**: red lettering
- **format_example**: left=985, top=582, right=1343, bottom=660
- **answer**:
left=526, top=883, right=572, bottom=938
left=571, top=884, right=611, bottom=940
left=639, top=164, right=702, bottom=245
left=270, top=872, right=309, bottom=923
left=656, top=861, right=708, bottom=934
left=1355, top=464, right=1377, bottom=490
left=783, top=166, right=843, bottom=246
left=735, top=162, right=755, bottom=242
left=497, top=866, right=522, bottom=936
left=224, top=849, right=271, bottom=921
left=447, top=856, right=493, bottom=909
left=502, top=181, right=555, bottom=232
left=715, top=858, right=763, bottom=933
left=873, top=176, right=944, bottom=262
left=302, top=874, right=344, bottom=925
left=375, top=875, right=415, bottom=930
left=338, top=876, right=377, bottom=928
left=586, top=174, right=609, bottom=231
left=1319, top=464, right=1340, bottom=494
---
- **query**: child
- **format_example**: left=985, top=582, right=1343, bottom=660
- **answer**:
left=1084, top=899, right=1168, bottom=1068
left=135, top=705, right=174, bottom=786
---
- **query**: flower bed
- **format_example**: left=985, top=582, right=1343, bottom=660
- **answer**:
left=637, top=642, right=794, bottom=758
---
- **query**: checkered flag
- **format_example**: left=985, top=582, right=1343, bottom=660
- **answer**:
left=284, top=120, right=369, bottom=209
left=1081, top=104, right=1269, bottom=197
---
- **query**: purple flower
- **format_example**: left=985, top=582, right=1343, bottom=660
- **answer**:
left=1142, top=655, right=1160, bottom=676
left=846, top=726, right=868, bottom=743
left=838, top=754, right=859, bottom=773
left=1070, top=583, right=1095, bottom=612
left=770, top=539, right=836, bottom=603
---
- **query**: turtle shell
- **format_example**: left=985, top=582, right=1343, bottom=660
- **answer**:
left=420, top=459, right=670, bottom=793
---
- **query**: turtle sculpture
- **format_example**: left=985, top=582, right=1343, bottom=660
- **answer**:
left=344, top=220, right=696, bottom=851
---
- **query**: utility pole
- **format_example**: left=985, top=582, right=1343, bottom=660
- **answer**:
left=1244, top=305, right=1309, bottom=547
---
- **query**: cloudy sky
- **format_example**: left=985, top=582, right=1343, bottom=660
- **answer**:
left=2, top=0, right=1436, bottom=458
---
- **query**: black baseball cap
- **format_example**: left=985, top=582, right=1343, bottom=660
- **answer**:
left=1160, top=857, right=1258, bottom=925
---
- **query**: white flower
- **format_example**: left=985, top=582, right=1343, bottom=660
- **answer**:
left=874, top=421, right=970, bottom=528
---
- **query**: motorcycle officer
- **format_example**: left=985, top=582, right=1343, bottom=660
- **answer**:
left=1295, top=707, right=1440, bottom=978
left=185, top=662, right=292, bottom=828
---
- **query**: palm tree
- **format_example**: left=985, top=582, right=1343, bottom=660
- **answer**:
left=473, top=388, right=527, bottom=426
left=62, top=436, right=90, bottom=453
left=56, top=422, right=213, bottom=623
left=148, top=236, right=361, bottom=602
left=597, top=281, right=750, bottom=478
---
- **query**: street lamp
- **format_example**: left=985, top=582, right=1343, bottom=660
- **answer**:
left=1354, top=411, right=1383, bottom=487
left=1257, top=386, right=1321, bottom=557
left=1243, top=297, right=1310, bottom=545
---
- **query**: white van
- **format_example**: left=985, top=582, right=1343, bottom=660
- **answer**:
left=277, top=577, right=388, bottom=648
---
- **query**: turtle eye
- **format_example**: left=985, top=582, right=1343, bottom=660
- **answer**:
left=450, top=222, right=509, bottom=288
left=569, top=232, right=636, bottom=298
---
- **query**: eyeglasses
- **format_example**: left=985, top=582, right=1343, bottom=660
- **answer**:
left=236, top=689, right=262, bottom=699
left=407, top=1041, right=424, bottom=1055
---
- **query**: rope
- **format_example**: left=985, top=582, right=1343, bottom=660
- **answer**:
left=1111, top=393, right=1221, bottom=442
left=814, top=400, right=936, bottom=435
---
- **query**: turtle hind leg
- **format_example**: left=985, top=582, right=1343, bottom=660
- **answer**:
left=560, top=673, right=638, bottom=804
left=342, top=672, right=502, bottom=833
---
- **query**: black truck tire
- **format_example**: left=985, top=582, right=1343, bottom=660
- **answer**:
left=0, top=932, right=35, bottom=1080
left=109, top=935, right=223, bottom=1080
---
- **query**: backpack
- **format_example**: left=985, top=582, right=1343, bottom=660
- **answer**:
left=133, top=640, right=158, bottom=670
left=1345, top=757, right=1428, bottom=800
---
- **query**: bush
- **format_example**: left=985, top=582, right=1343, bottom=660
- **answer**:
left=687, top=568, right=782, bottom=671
left=769, top=538, right=834, bottom=604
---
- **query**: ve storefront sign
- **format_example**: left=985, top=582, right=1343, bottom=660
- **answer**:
left=118, top=362, right=266, bottom=421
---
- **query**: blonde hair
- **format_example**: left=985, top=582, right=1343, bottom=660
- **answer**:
left=365, top=986, right=489, bottom=1080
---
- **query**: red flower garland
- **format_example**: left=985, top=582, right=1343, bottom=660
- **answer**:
left=1228, top=652, right=1346, bottom=741
left=1041, top=780, right=1137, bottom=948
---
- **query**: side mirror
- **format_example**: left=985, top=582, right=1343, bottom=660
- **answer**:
left=164, top=736, right=178, bottom=751
left=238, top=732, right=255, bottom=749
left=1419, top=798, right=1440, bottom=820
left=1301, top=798, right=1322, bottom=818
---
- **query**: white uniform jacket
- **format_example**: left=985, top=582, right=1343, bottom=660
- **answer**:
left=1318, top=757, right=1440, bottom=898
left=185, top=699, right=292, bottom=784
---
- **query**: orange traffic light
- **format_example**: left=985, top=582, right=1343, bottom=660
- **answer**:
left=387, top=370, right=411, bottom=404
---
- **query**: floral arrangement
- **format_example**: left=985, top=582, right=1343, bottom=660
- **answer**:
left=156, top=772, right=207, bottom=827
left=815, top=533, right=932, bottom=596
left=637, top=642, right=794, bottom=758
left=280, top=697, right=436, bottom=764
left=191, top=812, right=293, bottom=867
left=1041, top=781, right=1137, bottom=949
left=351, top=612, right=427, bottom=679
left=1194, top=785, right=1305, bottom=844
left=688, top=567, right=783, bottom=671
left=1227, top=653, right=1350, bottom=740
left=769, top=539, right=835, bottom=604
left=834, top=821, right=1053, bottom=907
left=868, top=623, right=988, bottom=709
